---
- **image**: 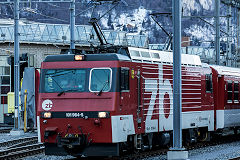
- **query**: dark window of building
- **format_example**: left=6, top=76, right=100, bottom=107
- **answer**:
left=120, top=68, right=129, bottom=91
left=1, top=96, right=7, bottom=104
left=1, top=76, right=10, bottom=84
left=4, top=66, right=10, bottom=75
left=1, top=86, right=10, bottom=94
left=227, top=81, right=233, bottom=102
left=206, top=74, right=213, bottom=92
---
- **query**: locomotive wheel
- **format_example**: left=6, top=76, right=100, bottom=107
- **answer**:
left=198, top=131, right=209, bottom=142
left=234, top=128, right=238, bottom=135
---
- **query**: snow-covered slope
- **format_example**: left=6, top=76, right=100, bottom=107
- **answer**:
left=0, top=0, right=234, bottom=45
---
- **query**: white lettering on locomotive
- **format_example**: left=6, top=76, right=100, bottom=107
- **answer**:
left=66, top=112, right=84, bottom=118
left=158, top=64, right=173, bottom=131
left=145, top=64, right=173, bottom=132
left=42, top=99, right=53, bottom=111
left=145, top=79, right=158, bottom=133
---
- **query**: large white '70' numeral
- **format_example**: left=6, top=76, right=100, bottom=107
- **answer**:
left=145, top=79, right=158, bottom=133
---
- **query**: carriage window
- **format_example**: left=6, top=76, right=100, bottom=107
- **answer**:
left=206, top=74, right=212, bottom=93
left=120, top=68, right=129, bottom=91
left=234, top=82, right=239, bottom=102
left=90, top=68, right=112, bottom=92
left=227, top=81, right=233, bottom=102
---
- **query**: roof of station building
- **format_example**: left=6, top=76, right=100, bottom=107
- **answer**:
left=0, top=19, right=148, bottom=48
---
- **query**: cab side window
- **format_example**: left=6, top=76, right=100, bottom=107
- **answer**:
left=227, top=81, right=233, bottom=103
left=120, top=68, right=129, bottom=91
left=206, top=74, right=213, bottom=93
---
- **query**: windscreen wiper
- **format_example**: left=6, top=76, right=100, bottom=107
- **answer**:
left=58, top=89, right=79, bottom=96
left=57, top=91, right=65, bottom=96
left=48, top=77, right=65, bottom=96
left=97, top=80, right=109, bottom=96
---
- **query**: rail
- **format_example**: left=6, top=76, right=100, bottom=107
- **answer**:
left=0, top=136, right=44, bottom=159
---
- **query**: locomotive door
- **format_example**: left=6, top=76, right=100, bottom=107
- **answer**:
left=119, top=67, right=144, bottom=129
left=214, top=74, right=225, bottom=129
left=119, top=67, right=131, bottom=112
left=136, top=69, right=143, bottom=128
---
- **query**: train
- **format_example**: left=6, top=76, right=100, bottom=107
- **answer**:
left=37, top=46, right=240, bottom=157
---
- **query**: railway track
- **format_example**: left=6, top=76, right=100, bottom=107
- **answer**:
left=116, top=133, right=240, bottom=160
left=0, top=124, right=13, bottom=128
left=0, top=128, right=12, bottom=134
left=63, top=134, right=240, bottom=160
left=29, top=133, right=240, bottom=160
left=0, top=124, right=14, bottom=134
left=0, top=136, right=44, bottom=160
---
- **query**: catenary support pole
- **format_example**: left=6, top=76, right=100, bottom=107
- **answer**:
left=167, top=0, right=188, bottom=159
left=227, top=5, right=232, bottom=67
left=70, top=0, right=75, bottom=53
left=215, top=0, right=220, bottom=65
left=238, top=9, right=240, bottom=67
left=14, top=0, right=20, bottom=130
left=172, top=0, right=182, bottom=150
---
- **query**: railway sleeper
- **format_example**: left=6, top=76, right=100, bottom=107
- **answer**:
left=0, top=143, right=43, bottom=157
left=0, top=147, right=44, bottom=160
left=7, top=139, right=38, bottom=149
left=0, top=136, right=37, bottom=148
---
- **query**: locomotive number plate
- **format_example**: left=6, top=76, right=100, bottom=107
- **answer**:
left=66, top=112, right=84, bottom=118
left=45, top=111, right=98, bottom=118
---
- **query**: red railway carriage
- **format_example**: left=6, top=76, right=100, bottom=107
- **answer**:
left=38, top=47, right=215, bottom=157
left=210, top=65, right=240, bottom=130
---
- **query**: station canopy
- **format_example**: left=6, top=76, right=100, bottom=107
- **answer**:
left=0, top=22, right=148, bottom=48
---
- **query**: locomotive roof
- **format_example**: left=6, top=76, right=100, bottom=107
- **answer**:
left=210, top=65, right=240, bottom=77
left=44, top=53, right=131, bottom=62
left=128, top=47, right=202, bottom=66
left=44, top=47, right=202, bottom=66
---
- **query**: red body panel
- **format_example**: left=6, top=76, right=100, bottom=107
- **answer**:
left=210, top=66, right=240, bottom=129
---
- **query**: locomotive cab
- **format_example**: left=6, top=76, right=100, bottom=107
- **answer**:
left=38, top=52, right=134, bottom=157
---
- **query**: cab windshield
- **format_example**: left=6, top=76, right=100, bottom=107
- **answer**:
left=44, top=69, right=86, bottom=93
left=90, top=68, right=112, bottom=92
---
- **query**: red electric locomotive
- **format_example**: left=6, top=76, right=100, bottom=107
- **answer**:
left=37, top=46, right=224, bottom=157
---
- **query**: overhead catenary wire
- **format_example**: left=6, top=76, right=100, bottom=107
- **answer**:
left=46, top=3, right=69, bottom=10
left=75, top=5, right=96, bottom=17
left=22, top=7, right=68, bottom=23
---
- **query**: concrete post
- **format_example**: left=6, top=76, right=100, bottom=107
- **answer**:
left=215, top=0, right=220, bottom=65
left=70, top=0, right=75, bottom=53
left=227, top=5, right=232, bottom=67
left=167, top=0, right=188, bottom=159
left=238, top=9, right=240, bottom=67
left=11, top=0, right=24, bottom=135
left=14, top=0, right=20, bottom=130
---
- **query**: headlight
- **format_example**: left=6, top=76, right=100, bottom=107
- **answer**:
left=75, top=55, right=84, bottom=61
left=43, top=112, right=52, bottom=118
left=98, top=112, right=108, bottom=118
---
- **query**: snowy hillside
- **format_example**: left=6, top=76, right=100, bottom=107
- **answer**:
left=0, top=0, right=235, bottom=45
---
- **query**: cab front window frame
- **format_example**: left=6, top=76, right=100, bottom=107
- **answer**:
left=89, top=68, right=112, bottom=93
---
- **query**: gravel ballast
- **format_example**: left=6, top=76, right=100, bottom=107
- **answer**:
left=1, top=131, right=240, bottom=160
